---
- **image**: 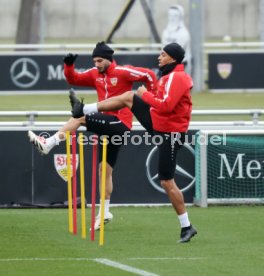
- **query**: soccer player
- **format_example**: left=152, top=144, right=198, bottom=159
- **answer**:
left=69, top=42, right=197, bottom=243
left=28, top=41, right=157, bottom=231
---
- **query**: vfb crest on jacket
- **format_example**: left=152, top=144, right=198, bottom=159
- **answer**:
left=110, top=77, right=118, bottom=86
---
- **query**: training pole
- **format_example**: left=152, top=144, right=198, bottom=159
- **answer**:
left=79, top=133, right=86, bottom=239
left=90, top=136, right=98, bottom=241
left=99, top=137, right=107, bottom=246
left=66, top=131, right=73, bottom=233
left=71, top=131, right=77, bottom=235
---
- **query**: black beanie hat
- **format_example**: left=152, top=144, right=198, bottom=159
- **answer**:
left=163, top=43, right=185, bottom=64
left=92, top=41, right=114, bottom=61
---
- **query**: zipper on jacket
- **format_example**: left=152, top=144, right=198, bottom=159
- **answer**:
left=103, top=74, right=109, bottom=99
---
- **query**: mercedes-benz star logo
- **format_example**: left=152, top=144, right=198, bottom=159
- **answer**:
left=10, top=58, right=40, bottom=88
left=146, top=143, right=195, bottom=194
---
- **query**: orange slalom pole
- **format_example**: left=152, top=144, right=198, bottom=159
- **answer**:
left=66, top=131, right=73, bottom=233
left=79, top=133, right=86, bottom=239
left=99, top=137, right=107, bottom=246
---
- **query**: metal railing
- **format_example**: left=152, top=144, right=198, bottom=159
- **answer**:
left=1, top=42, right=264, bottom=51
left=0, top=43, right=162, bottom=52
left=0, top=110, right=263, bottom=129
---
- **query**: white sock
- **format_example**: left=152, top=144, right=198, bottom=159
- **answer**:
left=83, top=103, right=98, bottom=115
left=104, top=199, right=110, bottom=214
left=178, top=212, right=191, bottom=228
left=98, top=199, right=110, bottom=217
left=45, top=132, right=65, bottom=149
left=45, top=135, right=57, bottom=149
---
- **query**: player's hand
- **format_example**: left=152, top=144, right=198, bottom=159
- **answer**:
left=136, top=85, right=147, bottom=97
left=63, top=53, right=78, bottom=66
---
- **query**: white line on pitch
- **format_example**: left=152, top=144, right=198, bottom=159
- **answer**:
left=93, top=258, right=159, bottom=276
left=0, top=258, right=92, bottom=262
left=0, top=258, right=159, bottom=275
left=128, top=257, right=206, bottom=261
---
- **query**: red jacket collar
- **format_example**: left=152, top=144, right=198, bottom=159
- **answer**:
left=174, top=64, right=185, bottom=72
left=105, top=60, right=117, bottom=74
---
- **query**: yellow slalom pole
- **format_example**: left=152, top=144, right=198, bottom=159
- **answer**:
left=66, top=131, right=73, bottom=233
left=79, top=133, right=86, bottom=239
left=99, top=137, right=107, bottom=246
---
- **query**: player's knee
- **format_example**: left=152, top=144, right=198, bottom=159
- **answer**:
left=160, top=179, right=174, bottom=191
left=123, top=90, right=134, bottom=97
left=75, top=116, right=86, bottom=124
left=127, top=91, right=135, bottom=100
left=121, top=91, right=134, bottom=107
left=69, top=116, right=85, bottom=125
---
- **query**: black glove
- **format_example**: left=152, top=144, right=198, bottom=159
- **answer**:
left=69, top=89, right=84, bottom=118
left=63, top=53, right=78, bottom=66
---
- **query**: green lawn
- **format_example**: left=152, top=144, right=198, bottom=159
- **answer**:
left=192, top=91, right=264, bottom=109
left=191, top=92, right=264, bottom=121
left=0, top=93, right=96, bottom=111
left=0, top=206, right=263, bottom=276
left=1, top=91, right=264, bottom=110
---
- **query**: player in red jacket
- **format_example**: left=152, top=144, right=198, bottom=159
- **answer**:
left=70, top=42, right=197, bottom=243
left=28, top=42, right=157, bottom=231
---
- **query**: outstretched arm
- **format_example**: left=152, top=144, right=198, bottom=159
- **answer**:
left=63, top=53, right=95, bottom=87
left=119, top=66, right=158, bottom=94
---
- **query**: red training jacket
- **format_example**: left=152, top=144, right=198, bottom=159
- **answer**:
left=141, top=64, right=193, bottom=133
left=64, top=61, right=157, bottom=129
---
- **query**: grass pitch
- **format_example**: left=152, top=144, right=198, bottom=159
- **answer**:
left=0, top=91, right=263, bottom=275
left=0, top=206, right=263, bottom=276
left=1, top=91, right=264, bottom=110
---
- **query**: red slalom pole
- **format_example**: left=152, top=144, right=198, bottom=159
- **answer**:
left=71, top=131, right=77, bottom=235
left=90, top=135, right=98, bottom=241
